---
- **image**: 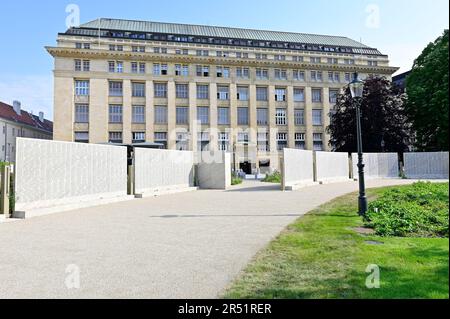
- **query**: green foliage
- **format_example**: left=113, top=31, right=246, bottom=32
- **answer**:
left=365, top=182, right=449, bottom=237
left=406, top=30, right=449, bottom=151
left=327, top=77, right=412, bottom=153
left=262, top=171, right=282, bottom=183
left=231, top=172, right=243, bottom=186
left=0, top=162, right=15, bottom=213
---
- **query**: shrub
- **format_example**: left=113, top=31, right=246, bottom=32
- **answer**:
left=231, top=173, right=243, bottom=186
left=262, top=171, right=282, bottom=184
left=365, top=182, right=449, bottom=237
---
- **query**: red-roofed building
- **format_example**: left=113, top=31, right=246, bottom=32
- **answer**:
left=1, top=100, right=53, bottom=162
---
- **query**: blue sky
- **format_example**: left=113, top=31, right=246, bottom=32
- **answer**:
left=0, top=0, right=448, bottom=119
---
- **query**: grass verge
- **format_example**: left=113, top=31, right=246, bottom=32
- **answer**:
left=223, top=185, right=449, bottom=299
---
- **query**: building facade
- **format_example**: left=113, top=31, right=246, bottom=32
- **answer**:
left=0, top=101, right=53, bottom=162
left=47, top=18, right=398, bottom=172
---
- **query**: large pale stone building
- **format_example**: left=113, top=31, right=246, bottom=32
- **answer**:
left=47, top=18, right=398, bottom=173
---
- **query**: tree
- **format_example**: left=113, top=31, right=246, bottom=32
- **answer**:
left=327, top=77, right=412, bottom=153
left=406, top=30, right=449, bottom=151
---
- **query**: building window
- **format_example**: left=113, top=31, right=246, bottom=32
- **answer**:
left=132, top=46, right=145, bottom=52
left=176, top=107, right=189, bottom=125
left=109, top=105, right=123, bottom=123
left=217, top=86, right=229, bottom=100
left=236, top=67, right=249, bottom=78
left=154, top=83, right=167, bottom=98
left=132, top=132, right=146, bottom=143
left=236, top=52, right=249, bottom=59
left=82, top=60, right=90, bottom=71
left=75, top=132, right=89, bottom=143
left=275, top=69, right=287, bottom=80
left=238, top=132, right=250, bottom=143
left=237, top=86, right=249, bottom=101
left=257, top=108, right=268, bottom=126
left=344, top=59, right=355, bottom=65
left=75, top=80, right=89, bottom=96
left=345, top=73, right=352, bottom=82
left=132, top=82, right=145, bottom=97
left=329, top=89, right=339, bottom=104
left=197, top=132, right=210, bottom=151
left=313, top=133, right=323, bottom=151
left=255, top=53, right=267, bottom=60
left=175, top=64, right=189, bottom=76
left=311, top=71, right=323, bottom=82
left=131, top=62, right=145, bottom=74
left=368, top=60, right=378, bottom=67
left=196, top=50, right=209, bottom=56
left=312, top=89, right=322, bottom=103
left=176, top=132, right=189, bottom=151
left=277, top=133, right=288, bottom=151
left=109, top=81, right=123, bottom=96
left=154, top=106, right=168, bottom=124
left=197, top=107, right=210, bottom=124
left=176, top=84, right=189, bottom=99
left=294, top=109, right=305, bottom=126
left=256, top=87, right=268, bottom=101
left=131, top=106, right=145, bottom=124
left=197, top=85, right=209, bottom=99
left=216, top=51, right=230, bottom=57
left=274, top=54, right=286, bottom=61
left=294, top=88, right=305, bottom=102
left=153, top=63, right=168, bottom=76
left=108, top=61, right=123, bottom=73
left=328, top=72, right=340, bottom=82
left=196, top=65, right=210, bottom=77
left=327, top=58, right=338, bottom=64
left=257, top=132, right=269, bottom=152
left=218, top=132, right=230, bottom=151
left=255, top=68, right=268, bottom=80
left=154, top=132, right=167, bottom=149
left=310, top=57, right=321, bottom=63
left=295, top=133, right=306, bottom=150
left=218, top=107, right=230, bottom=125
left=216, top=66, right=230, bottom=78
left=293, top=70, right=305, bottom=81
left=292, top=56, right=304, bottom=62
left=74, top=59, right=82, bottom=71
left=275, top=88, right=286, bottom=102
left=75, top=104, right=89, bottom=123
left=312, top=109, right=323, bottom=126
left=275, top=108, right=287, bottom=125
left=237, top=107, right=249, bottom=125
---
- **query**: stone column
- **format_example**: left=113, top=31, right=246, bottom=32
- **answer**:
left=287, top=85, right=295, bottom=148
left=323, top=87, right=331, bottom=151
left=123, top=80, right=132, bottom=144
left=145, top=80, right=154, bottom=142
left=89, top=78, right=109, bottom=144
left=209, top=83, right=218, bottom=151
left=304, top=87, right=314, bottom=150
left=167, top=80, right=176, bottom=149
left=189, top=82, right=198, bottom=151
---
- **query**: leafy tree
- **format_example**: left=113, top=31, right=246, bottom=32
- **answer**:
left=406, top=30, right=449, bottom=151
left=327, top=77, right=412, bottom=153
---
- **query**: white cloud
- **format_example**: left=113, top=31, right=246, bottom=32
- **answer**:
left=0, top=74, right=53, bottom=120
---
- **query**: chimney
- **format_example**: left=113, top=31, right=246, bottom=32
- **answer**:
left=39, top=112, right=44, bottom=122
left=13, top=100, right=21, bottom=115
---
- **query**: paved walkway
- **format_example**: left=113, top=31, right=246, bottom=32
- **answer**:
left=0, top=179, right=432, bottom=299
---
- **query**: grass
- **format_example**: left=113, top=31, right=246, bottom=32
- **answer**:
left=231, top=173, right=243, bottom=186
left=262, top=171, right=282, bottom=184
left=223, top=185, right=449, bottom=299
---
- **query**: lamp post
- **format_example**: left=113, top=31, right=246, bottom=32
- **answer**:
left=349, top=72, right=368, bottom=216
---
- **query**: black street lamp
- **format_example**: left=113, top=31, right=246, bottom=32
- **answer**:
left=349, top=72, right=368, bottom=216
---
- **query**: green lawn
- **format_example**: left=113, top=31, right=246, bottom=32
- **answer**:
left=223, top=185, right=449, bottom=299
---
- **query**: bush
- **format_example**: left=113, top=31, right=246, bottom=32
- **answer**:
left=365, top=182, right=449, bottom=238
left=231, top=173, right=243, bottom=186
left=262, top=171, right=282, bottom=184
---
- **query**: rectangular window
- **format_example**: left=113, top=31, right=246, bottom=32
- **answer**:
left=238, top=132, right=250, bottom=143
left=175, top=64, right=189, bottom=76
left=161, top=64, right=168, bottom=75
left=109, top=105, right=123, bottom=123
left=83, top=60, right=90, bottom=71
left=276, top=108, right=287, bottom=125
left=176, top=107, right=189, bottom=125
left=154, top=106, right=168, bottom=124
left=196, top=65, right=210, bottom=77
left=311, top=71, right=323, bottom=82
left=132, top=106, right=145, bottom=124
left=197, top=107, right=210, bottom=124
left=153, top=63, right=161, bottom=75
left=294, top=109, right=305, bottom=125
left=295, top=133, right=306, bottom=150
left=108, top=61, right=123, bottom=73
left=75, top=104, right=89, bottom=123
left=345, top=73, right=352, bottom=82
left=154, top=83, right=167, bottom=98
left=132, top=82, right=145, bottom=97
left=257, top=108, right=268, bottom=126
left=256, top=68, right=269, bottom=79
left=74, top=59, right=82, bottom=71
left=237, top=107, right=249, bottom=125
left=216, top=66, right=230, bottom=78
left=154, top=132, right=168, bottom=149
left=275, top=88, right=286, bottom=102
left=344, top=59, right=355, bottom=65
left=176, top=84, right=189, bottom=99
left=313, top=133, right=323, bottom=151
left=75, top=80, right=89, bottom=96
left=257, top=132, right=269, bottom=152
left=218, top=107, right=230, bottom=125
left=197, top=85, right=209, bottom=99
left=217, top=86, right=229, bottom=100
left=109, top=132, right=123, bottom=144
left=197, top=132, right=210, bottom=151
left=109, top=81, right=123, bottom=96
left=294, top=88, right=305, bottom=102
left=293, top=70, right=305, bottom=81
left=255, top=53, right=267, bottom=60
left=329, top=89, right=339, bottom=104
left=236, top=67, right=249, bottom=78
left=218, top=132, right=230, bottom=151
left=312, top=109, right=323, bottom=126
left=132, top=132, right=146, bottom=143
left=131, top=62, right=138, bottom=73
left=237, top=86, right=249, bottom=101
left=275, top=69, right=287, bottom=80
left=310, top=57, right=321, bottom=63
left=312, top=89, right=322, bottom=103
left=176, top=132, right=189, bottom=151
left=274, top=55, right=286, bottom=61
left=277, top=133, right=288, bottom=151
left=327, top=58, right=338, bottom=64
left=139, top=63, right=146, bottom=74
left=75, top=132, right=89, bottom=143
left=256, top=87, right=268, bottom=101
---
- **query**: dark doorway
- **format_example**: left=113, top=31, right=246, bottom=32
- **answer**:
left=240, top=162, right=252, bottom=175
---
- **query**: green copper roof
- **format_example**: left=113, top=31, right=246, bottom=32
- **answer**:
left=79, top=18, right=372, bottom=49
